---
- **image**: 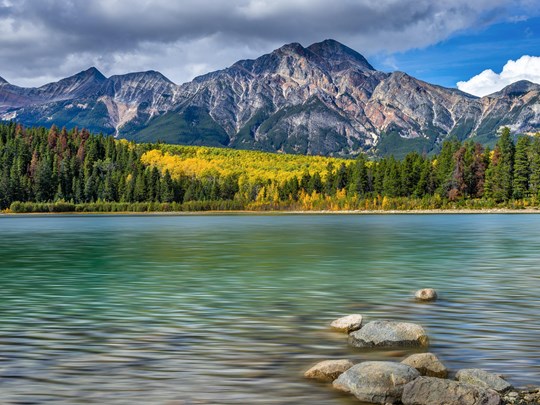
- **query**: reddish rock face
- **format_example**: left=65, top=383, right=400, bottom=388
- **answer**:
left=2, top=40, right=539, bottom=156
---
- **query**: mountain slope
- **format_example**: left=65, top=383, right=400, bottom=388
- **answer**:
left=1, top=39, right=540, bottom=156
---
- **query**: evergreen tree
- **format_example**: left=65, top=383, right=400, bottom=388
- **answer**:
left=513, top=136, right=531, bottom=199
left=485, top=127, right=515, bottom=202
left=529, top=135, right=540, bottom=196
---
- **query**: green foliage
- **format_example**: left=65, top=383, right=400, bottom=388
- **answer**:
left=485, top=127, right=515, bottom=202
left=126, top=107, right=230, bottom=146
left=1, top=122, right=540, bottom=213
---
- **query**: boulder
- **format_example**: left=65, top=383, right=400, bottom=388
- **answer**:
left=333, top=361, right=419, bottom=404
left=330, top=314, right=363, bottom=333
left=415, top=288, right=438, bottom=301
left=401, top=353, right=448, bottom=378
left=456, top=369, right=513, bottom=393
left=349, top=321, right=429, bottom=348
left=402, top=376, right=501, bottom=405
left=304, top=359, right=353, bottom=382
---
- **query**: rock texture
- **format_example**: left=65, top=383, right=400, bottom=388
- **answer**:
left=401, top=353, right=448, bottom=378
left=502, top=387, right=540, bottom=404
left=415, top=288, right=438, bottom=301
left=456, top=369, right=513, bottom=393
left=333, top=361, right=419, bottom=404
left=2, top=39, right=540, bottom=157
left=304, top=359, right=353, bottom=382
left=402, top=376, right=501, bottom=405
left=330, top=314, right=363, bottom=333
left=349, top=321, right=429, bottom=348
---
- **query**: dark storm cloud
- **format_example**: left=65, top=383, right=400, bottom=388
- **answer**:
left=0, top=0, right=536, bottom=86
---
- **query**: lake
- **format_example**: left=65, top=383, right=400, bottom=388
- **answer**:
left=0, top=214, right=539, bottom=404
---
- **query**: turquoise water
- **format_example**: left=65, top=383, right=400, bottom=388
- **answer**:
left=0, top=214, right=539, bottom=404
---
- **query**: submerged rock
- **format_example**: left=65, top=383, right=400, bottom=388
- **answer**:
left=349, top=321, right=429, bottom=348
left=304, top=359, right=353, bottom=382
left=330, top=314, right=363, bottom=333
left=456, top=369, right=513, bottom=393
left=333, top=361, right=419, bottom=404
left=401, top=376, right=501, bottom=405
left=415, top=288, right=438, bottom=301
left=401, top=352, right=448, bottom=378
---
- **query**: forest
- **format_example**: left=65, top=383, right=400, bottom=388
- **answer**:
left=1, top=121, right=540, bottom=213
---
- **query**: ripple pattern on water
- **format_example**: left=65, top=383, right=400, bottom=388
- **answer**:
left=0, top=214, right=539, bottom=404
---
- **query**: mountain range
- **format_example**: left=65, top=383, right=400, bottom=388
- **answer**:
left=1, top=39, right=539, bottom=157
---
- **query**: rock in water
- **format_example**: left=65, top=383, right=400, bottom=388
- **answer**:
left=333, top=361, right=420, bottom=404
left=304, top=359, right=354, bottom=382
left=456, top=369, right=513, bottom=393
left=415, top=288, right=438, bottom=301
left=401, top=376, right=501, bottom=405
left=349, top=321, right=429, bottom=348
left=330, top=314, right=363, bottom=333
left=401, top=353, right=448, bottom=378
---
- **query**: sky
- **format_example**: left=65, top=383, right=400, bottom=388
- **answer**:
left=0, top=0, right=539, bottom=97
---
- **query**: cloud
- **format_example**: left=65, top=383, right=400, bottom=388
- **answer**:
left=0, top=0, right=537, bottom=87
left=457, top=55, right=540, bottom=96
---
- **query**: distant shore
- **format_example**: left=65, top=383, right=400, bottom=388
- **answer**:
left=2, top=208, right=540, bottom=216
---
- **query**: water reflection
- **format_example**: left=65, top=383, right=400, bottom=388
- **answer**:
left=0, top=214, right=539, bottom=403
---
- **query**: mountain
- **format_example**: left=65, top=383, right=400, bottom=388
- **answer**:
left=1, top=39, right=540, bottom=157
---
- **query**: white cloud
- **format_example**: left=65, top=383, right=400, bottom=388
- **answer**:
left=457, top=55, right=540, bottom=97
left=0, top=0, right=538, bottom=87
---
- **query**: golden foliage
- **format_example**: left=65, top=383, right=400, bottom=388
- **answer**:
left=141, top=145, right=351, bottom=182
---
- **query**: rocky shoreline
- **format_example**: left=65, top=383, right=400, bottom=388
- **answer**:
left=305, top=290, right=540, bottom=405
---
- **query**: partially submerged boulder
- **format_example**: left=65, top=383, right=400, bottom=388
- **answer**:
left=333, top=361, right=419, bottom=404
left=401, top=352, right=448, bottom=378
left=401, top=376, right=501, bottom=405
left=349, top=321, right=429, bottom=348
left=415, top=288, right=438, bottom=301
left=456, top=368, right=513, bottom=393
left=330, top=314, right=363, bottom=333
left=304, top=359, right=353, bottom=382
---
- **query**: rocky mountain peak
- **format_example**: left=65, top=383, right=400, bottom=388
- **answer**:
left=53, top=67, right=107, bottom=86
left=108, top=70, right=174, bottom=85
left=307, top=39, right=375, bottom=72
left=0, top=76, right=8, bottom=85
left=274, top=42, right=307, bottom=56
left=79, top=66, right=107, bottom=81
left=2, top=39, right=540, bottom=157
left=488, top=80, right=540, bottom=98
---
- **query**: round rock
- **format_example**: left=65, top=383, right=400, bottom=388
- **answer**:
left=304, top=359, right=354, bottom=382
left=348, top=321, right=429, bottom=349
left=402, top=376, right=501, bottom=405
left=330, top=314, right=363, bottom=333
left=333, top=361, right=420, bottom=404
left=401, top=352, right=448, bottom=378
left=415, top=288, right=438, bottom=301
left=456, top=368, right=513, bottom=393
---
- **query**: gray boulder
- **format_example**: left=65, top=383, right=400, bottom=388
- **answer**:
left=330, top=314, right=363, bottom=333
left=456, top=369, right=513, bottom=393
left=304, top=359, right=354, bottom=382
left=402, top=376, right=501, bottom=405
left=401, top=353, right=448, bottom=378
left=415, top=288, right=438, bottom=301
left=333, top=361, right=420, bottom=404
left=349, top=321, right=429, bottom=348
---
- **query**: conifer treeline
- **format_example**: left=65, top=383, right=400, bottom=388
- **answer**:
left=1, top=122, right=540, bottom=212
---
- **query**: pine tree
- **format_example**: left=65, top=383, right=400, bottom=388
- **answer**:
left=529, top=135, right=540, bottom=196
left=485, top=127, right=515, bottom=202
left=513, top=136, right=531, bottom=199
left=160, top=170, right=174, bottom=202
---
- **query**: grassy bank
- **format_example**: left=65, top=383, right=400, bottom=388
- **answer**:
left=4, top=197, right=540, bottom=214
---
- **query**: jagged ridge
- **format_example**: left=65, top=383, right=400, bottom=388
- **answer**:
left=1, top=40, right=539, bottom=157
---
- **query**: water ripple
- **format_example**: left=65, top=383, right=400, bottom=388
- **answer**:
left=0, top=214, right=539, bottom=404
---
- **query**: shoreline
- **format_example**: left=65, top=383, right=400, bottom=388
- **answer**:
left=2, top=208, right=540, bottom=216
